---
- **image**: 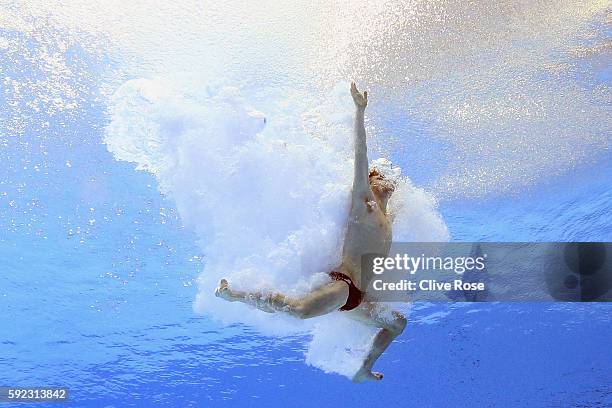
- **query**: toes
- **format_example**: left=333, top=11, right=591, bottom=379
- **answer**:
left=215, top=279, right=230, bottom=298
left=352, top=367, right=384, bottom=383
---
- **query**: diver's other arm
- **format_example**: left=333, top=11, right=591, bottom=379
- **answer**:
left=350, top=82, right=370, bottom=195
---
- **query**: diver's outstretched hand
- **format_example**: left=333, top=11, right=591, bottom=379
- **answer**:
left=350, top=82, right=368, bottom=109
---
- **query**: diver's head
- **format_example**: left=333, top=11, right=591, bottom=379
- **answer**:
left=369, top=168, right=395, bottom=210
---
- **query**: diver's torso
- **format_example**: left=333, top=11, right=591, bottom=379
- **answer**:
left=341, top=197, right=392, bottom=291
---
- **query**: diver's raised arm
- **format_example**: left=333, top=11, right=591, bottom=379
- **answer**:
left=350, top=82, right=370, bottom=195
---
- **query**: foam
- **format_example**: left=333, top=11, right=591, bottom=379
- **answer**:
left=105, top=77, right=448, bottom=375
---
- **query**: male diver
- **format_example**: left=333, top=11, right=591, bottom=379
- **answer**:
left=215, top=82, right=406, bottom=383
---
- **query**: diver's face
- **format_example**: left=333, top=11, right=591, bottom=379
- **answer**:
left=369, top=174, right=394, bottom=201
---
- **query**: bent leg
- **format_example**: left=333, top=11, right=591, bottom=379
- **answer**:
left=345, top=301, right=407, bottom=383
left=215, top=278, right=349, bottom=319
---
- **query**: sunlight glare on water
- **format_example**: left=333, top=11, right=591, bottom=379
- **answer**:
left=2, top=1, right=610, bottom=198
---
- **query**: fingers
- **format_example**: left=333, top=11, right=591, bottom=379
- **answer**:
left=351, top=81, right=368, bottom=107
left=351, top=82, right=367, bottom=98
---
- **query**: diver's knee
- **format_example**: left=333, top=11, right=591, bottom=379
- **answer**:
left=293, top=303, right=316, bottom=319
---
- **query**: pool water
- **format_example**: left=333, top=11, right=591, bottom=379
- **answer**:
left=1, top=2, right=611, bottom=407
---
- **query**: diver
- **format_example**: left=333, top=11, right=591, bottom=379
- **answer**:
left=215, top=82, right=407, bottom=383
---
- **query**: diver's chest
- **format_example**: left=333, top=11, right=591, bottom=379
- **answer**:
left=349, top=211, right=392, bottom=242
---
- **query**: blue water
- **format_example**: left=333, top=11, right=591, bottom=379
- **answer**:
left=2, top=11, right=612, bottom=408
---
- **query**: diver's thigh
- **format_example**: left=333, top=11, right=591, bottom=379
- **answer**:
left=345, top=301, right=382, bottom=325
left=345, top=301, right=399, bottom=329
left=299, top=281, right=349, bottom=317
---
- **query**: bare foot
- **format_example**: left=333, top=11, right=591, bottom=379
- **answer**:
left=352, top=366, right=384, bottom=383
left=214, top=278, right=233, bottom=301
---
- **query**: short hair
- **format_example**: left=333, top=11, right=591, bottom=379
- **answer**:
left=368, top=167, right=396, bottom=192
left=368, top=168, right=383, bottom=178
